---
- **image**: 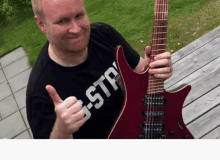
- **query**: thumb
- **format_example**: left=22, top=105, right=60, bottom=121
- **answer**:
left=46, top=85, right=63, bottom=107
left=145, top=46, right=152, bottom=59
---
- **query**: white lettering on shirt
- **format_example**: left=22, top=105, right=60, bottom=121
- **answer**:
left=93, top=75, right=111, bottom=98
left=79, top=61, right=120, bottom=122
left=105, top=67, right=118, bottom=91
left=86, top=86, right=104, bottom=109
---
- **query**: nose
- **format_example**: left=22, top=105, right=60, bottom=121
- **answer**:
left=69, top=21, right=81, bottom=35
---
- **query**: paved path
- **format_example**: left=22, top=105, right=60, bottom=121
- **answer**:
left=0, top=47, right=33, bottom=139
left=0, top=26, right=219, bottom=139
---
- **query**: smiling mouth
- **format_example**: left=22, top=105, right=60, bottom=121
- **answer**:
left=66, top=35, right=83, bottom=42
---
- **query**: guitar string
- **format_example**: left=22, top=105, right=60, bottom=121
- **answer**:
left=151, top=0, right=159, bottom=139
left=159, top=0, right=165, bottom=139
left=149, top=0, right=158, bottom=139
left=156, top=0, right=162, bottom=139
left=149, top=0, right=157, bottom=138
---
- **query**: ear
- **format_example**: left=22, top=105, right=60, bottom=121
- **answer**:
left=34, top=15, right=47, bottom=34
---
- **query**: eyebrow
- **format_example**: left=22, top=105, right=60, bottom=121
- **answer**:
left=56, top=11, right=85, bottom=21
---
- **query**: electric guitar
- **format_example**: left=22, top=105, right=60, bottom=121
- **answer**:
left=108, top=0, right=194, bottom=139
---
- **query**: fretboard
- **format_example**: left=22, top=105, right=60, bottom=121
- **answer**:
left=148, top=0, right=169, bottom=95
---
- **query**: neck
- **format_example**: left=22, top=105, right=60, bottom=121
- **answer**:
left=48, top=44, right=88, bottom=67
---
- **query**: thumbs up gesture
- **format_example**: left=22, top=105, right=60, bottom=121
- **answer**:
left=46, top=85, right=85, bottom=136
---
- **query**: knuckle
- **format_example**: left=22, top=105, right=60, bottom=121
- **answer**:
left=55, top=106, right=63, bottom=114
left=72, top=97, right=77, bottom=103
left=167, top=52, right=171, bottom=57
left=80, top=110, right=85, bottom=117
left=76, top=102, right=82, bottom=108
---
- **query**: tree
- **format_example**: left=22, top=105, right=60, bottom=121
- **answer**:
left=0, top=0, right=13, bottom=23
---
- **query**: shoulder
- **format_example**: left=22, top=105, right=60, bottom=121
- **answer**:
left=90, top=22, right=113, bottom=30
left=90, top=22, right=117, bottom=35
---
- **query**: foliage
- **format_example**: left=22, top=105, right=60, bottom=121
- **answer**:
left=0, top=0, right=32, bottom=25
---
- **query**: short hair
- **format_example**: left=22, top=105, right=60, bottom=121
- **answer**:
left=31, top=0, right=85, bottom=23
left=31, top=0, right=45, bottom=22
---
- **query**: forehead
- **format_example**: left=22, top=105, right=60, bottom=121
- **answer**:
left=42, top=0, right=85, bottom=20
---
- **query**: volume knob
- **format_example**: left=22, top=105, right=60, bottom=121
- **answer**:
left=169, top=131, right=176, bottom=137
left=183, top=135, right=190, bottom=139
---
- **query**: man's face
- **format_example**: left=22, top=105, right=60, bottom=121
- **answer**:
left=40, top=0, right=90, bottom=53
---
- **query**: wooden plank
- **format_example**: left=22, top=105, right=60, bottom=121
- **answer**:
left=167, top=57, right=220, bottom=94
left=171, top=26, right=220, bottom=64
left=165, top=35, right=220, bottom=88
left=166, top=56, right=220, bottom=106
left=187, top=104, right=220, bottom=139
left=182, top=85, right=220, bottom=125
left=183, top=68, right=220, bottom=106
left=201, top=125, right=220, bottom=139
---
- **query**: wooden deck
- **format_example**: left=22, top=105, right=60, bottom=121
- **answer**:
left=164, top=26, right=220, bottom=139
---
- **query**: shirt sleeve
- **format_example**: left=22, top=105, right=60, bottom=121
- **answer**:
left=26, top=94, right=58, bottom=139
left=104, top=23, right=140, bottom=70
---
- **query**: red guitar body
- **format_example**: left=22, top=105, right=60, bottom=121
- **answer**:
left=108, top=46, right=194, bottom=139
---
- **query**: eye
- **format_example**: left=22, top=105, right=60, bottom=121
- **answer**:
left=76, top=14, right=83, bottom=19
left=58, top=19, right=67, bottom=24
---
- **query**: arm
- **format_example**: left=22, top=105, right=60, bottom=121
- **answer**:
left=50, top=120, right=73, bottom=139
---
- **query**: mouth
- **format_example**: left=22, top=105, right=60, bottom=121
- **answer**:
left=66, top=33, right=83, bottom=39
left=66, top=35, right=83, bottom=42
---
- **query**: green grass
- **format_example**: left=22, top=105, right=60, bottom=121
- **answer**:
left=0, top=0, right=220, bottom=67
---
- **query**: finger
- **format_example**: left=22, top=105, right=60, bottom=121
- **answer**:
left=67, top=101, right=82, bottom=114
left=154, top=72, right=172, bottom=80
left=149, top=67, right=171, bottom=75
left=45, top=85, right=63, bottom=107
left=72, top=109, right=85, bottom=122
left=62, top=96, right=77, bottom=112
left=145, top=46, right=152, bottom=58
left=150, top=59, right=171, bottom=68
left=154, top=52, right=171, bottom=60
left=72, top=117, right=85, bottom=133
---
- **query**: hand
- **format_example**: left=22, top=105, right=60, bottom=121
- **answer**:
left=145, top=46, right=172, bottom=80
left=46, top=85, right=85, bottom=135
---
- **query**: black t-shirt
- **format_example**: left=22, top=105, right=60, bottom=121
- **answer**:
left=26, top=22, right=140, bottom=139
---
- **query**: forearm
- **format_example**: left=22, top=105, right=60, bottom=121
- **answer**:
left=134, top=57, right=146, bottom=73
left=50, top=120, right=73, bottom=139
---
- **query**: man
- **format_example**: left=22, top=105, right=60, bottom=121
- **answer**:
left=26, top=0, right=173, bottom=139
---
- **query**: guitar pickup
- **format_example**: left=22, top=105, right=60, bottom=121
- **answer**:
left=142, top=111, right=165, bottom=118
left=142, top=94, right=166, bottom=107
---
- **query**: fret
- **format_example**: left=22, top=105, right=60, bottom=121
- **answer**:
left=154, top=19, right=168, bottom=21
left=148, top=82, right=164, bottom=85
left=148, top=88, right=164, bottom=91
left=153, top=32, right=167, bottom=34
left=154, top=11, right=168, bottom=13
left=148, top=86, right=164, bottom=89
left=153, top=26, right=167, bottom=28
left=147, top=90, right=164, bottom=94
left=148, top=85, right=164, bottom=88
left=152, top=49, right=166, bottom=51
left=148, top=87, right=164, bottom=90
left=155, top=4, right=168, bottom=6
left=152, top=38, right=167, bottom=40
left=151, top=44, right=166, bottom=46
left=148, top=81, right=164, bottom=83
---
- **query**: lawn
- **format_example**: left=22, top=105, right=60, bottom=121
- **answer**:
left=0, top=0, right=219, bottom=67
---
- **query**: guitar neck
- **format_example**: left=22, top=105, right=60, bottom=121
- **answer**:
left=148, top=0, right=169, bottom=95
